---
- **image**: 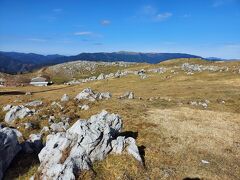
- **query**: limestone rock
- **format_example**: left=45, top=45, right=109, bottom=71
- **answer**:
left=4, top=105, right=34, bottom=124
left=119, top=91, right=134, bottom=99
left=37, top=110, right=142, bottom=179
left=0, top=127, right=22, bottom=179
left=2, top=104, right=12, bottom=112
left=50, top=122, right=69, bottom=133
left=97, top=73, right=105, bottom=80
left=79, top=104, right=90, bottom=111
left=75, top=88, right=111, bottom=102
left=61, top=94, right=70, bottom=102
left=25, top=100, right=43, bottom=107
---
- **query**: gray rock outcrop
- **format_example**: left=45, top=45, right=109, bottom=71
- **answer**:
left=4, top=105, right=34, bottom=124
left=25, top=100, right=43, bottom=107
left=119, top=91, right=135, bottom=99
left=36, top=110, right=142, bottom=179
left=75, top=88, right=111, bottom=102
left=0, top=127, right=22, bottom=179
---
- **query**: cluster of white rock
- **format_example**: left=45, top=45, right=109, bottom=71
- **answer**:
left=3, top=100, right=44, bottom=124
left=65, top=67, right=168, bottom=85
left=181, top=63, right=228, bottom=73
left=49, top=61, right=135, bottom=78
left=36, top=110, right=142, bottom=179
left=65, top=70, right=129, bottom=85
left=3, top=105, right=35, bottom=124
left=75, top=88, right=111, bottom=101
left=119, top=91, right=135, bottom=99
left=190, top=100, right=210, bottom=109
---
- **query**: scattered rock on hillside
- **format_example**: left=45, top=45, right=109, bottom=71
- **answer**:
left=4, top=105, right=34, bottom=124
left=25, top=100, right=43, bottom=107
left=190, top=100, right=210, bottom=109
left=181, top=63, right=227, bottom=72
left=98, top=92, right=112, bottom=100
left=61, top=94, right=70, bottom=102
left=36, top=110, right=142, bottom=179
left=148, top=67, right=167, bottom=74
left=50, top=122, right=69, bottom=133
left=23, top=122, right=34, bottom=129
left=40, top=126, right=50, bottom=135
left=51, top=101, right=64, bottom=110
left=119, top=91, right=135, bottom=99
left=0, top=127, right=22, bottom=180
left=75, top=88, right=112, bottom=101
left=79, top=104, right=90, bottom=111
left=25, top=92, right=32, bottom=96
left=97, top=73, right=105, bottom=80
left=75, top=88, right=97, bottom=101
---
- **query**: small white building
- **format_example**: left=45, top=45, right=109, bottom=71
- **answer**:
left=30, top=77, right=49, bottom=86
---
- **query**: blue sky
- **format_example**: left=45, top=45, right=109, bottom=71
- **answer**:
left=0, top=0, right=240, bottom=58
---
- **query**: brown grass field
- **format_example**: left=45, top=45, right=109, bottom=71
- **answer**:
left=0, top=59, right=240, bottom=180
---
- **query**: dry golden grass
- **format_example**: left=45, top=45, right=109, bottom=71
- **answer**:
left=1, top=59, right=240, bottom=179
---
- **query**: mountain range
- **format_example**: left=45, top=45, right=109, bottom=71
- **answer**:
left=0, top=51, right=202, bottom=74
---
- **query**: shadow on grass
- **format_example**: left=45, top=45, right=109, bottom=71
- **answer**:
left=0, top=91, right=25, bottom=95
left=4, top=152, right=39, bottom=180
left=183, top=178, right=201, bottom=180
left=118, top=131, right=146, bottom=166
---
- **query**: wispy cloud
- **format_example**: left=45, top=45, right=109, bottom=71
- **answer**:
left=155, top=12, right=172, bottom=21
left=101, top=20, right=111, bottom=26
left=53, top=8, right=63, bottom=13
left=139, top=5, right=173, bottom=22
left=74, top=31, right=93, bottom=36
left=27, top=38, right=47, bottom=42
left=212, top=0, right=235, bottom=7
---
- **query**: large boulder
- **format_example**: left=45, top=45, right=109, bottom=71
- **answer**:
left=36, top=110, right=142, bottom=179
left=0, top=127, right=22, bottom=179
left=4, top=105, right=34, bottom=124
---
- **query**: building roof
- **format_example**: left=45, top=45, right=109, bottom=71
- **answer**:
left=31, top=77, right=48, bottom=82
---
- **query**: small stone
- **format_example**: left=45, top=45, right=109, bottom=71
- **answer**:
left=61, top=94, right=70, bottom=102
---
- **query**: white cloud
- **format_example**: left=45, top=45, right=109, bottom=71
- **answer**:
left=74, top=31, right=93, bottom=36
left=101, top=20, right=111, bottom=25
left=212, top=0, right=235, bottom=7
left=155, top=12, right=172, bottom=21
left=140, top=5, right=173, bottom=22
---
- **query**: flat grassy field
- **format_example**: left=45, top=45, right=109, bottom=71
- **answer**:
left=1, top=59, right=240, bottom=179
